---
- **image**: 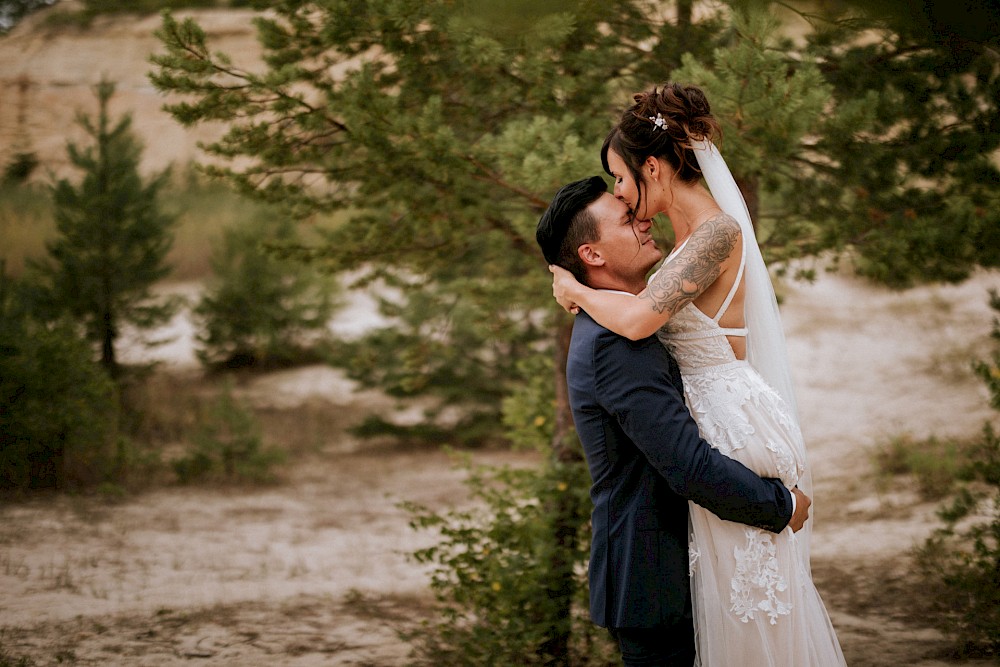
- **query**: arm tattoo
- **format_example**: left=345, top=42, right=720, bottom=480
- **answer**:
left=641, top=213, right=741, bottom=315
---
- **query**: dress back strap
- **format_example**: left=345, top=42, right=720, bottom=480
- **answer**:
left=712, top=230, right=747, bottom=323
left=718, top=326, right=748, bottom=338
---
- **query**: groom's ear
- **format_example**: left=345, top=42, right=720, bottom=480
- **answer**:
left=578, top=243, right=605, bottom=268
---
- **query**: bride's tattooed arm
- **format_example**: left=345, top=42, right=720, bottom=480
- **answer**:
left=641, top=213, right=741, bottom=316
left=547, top=212, right=742, bottom=340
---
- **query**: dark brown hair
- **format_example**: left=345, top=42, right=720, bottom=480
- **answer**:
left=535, top=176, right=607, bottom=282
left=601, top=83, right=721, bottom=219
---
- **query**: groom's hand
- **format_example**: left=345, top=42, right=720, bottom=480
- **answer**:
left=788, top=487, right=811, bottom=532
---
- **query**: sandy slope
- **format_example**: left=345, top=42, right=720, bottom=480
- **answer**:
left=0, top=4, right=262, bottom=180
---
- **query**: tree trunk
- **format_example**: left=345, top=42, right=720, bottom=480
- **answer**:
left=734, top=173, right=761, bottom=232
left=676, top=0, right=693, bottom=56
left=552, top=315, right=577, bottom=465
left=540, top=316, right=581, bottom=666
left=677, top=0, right=692, bottom=28
left=100, top=308, right=117, bottom=377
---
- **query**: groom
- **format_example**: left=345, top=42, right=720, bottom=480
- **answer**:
left=536, top=176, right=810, bottom=666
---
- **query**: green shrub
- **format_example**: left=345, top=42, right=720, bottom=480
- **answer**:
left=0, top=268, right=121, bottom=491
left=400, top=455, right=614, bottom=666
left=501, top=354, right=556, bottom=453
left=172, top=380, right=285, bottom=484
left=399, top=349, right=617, bottom=665
left=914, top=424, right=1000, bottom=656
left=168, top=175, right=269, bottom=281
left=913, top=289, right=1000, bottom=656
left=872, top=433, right=973, bottom=500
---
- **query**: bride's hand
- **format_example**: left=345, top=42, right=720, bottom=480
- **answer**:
left=549, top=264, right=581, bottom=314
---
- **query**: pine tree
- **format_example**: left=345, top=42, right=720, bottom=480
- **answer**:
left=788, top=1, right=1000, bottom=285
left=29, top=80, right=177, bottom=377
left=148, top=0, right=999, bottom=659
left=195, top=214, right=338, bottom=369
left=150, top=3, right=653, bottom=660
left=149, top=0, right=649, bottom=454
left=671, top=8, right=832, bottom=227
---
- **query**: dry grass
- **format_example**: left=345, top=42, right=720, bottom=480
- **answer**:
left=0, top=178, right=344, bottom=284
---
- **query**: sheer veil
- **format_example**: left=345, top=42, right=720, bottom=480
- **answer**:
left=682, top=140, right=842, bottom=666
left=691, top=140, right=812, bottom=496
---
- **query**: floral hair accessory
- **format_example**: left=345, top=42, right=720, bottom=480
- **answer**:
left=648, top=112, right=667, bottom=131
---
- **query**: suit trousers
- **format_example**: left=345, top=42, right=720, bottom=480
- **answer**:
left=608, top=620, right=696, bottom=667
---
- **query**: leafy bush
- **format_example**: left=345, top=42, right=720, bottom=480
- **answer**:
left=168, top=174, right=278, bottom=281
left=399, top=348, right=617, bottom=665
left=400, top=455, right=614, bottom=666
left=501, top=354, right=557, bottom=452
left=0, top=268, right=121, bottom=491
left=914, top=289, right=1000, bottom=656
left=172, top=380, right=285, bottom=484
left=328, top=278, right=547, bottom=450
left=872, top=433, right=974, bottom=500
left=915, top=426, right=1000, bottom=656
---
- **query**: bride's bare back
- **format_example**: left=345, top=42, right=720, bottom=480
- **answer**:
left=641, top=212, right=747, bottom=359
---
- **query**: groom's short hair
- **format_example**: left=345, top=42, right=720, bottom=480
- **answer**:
left=535, top=175, right=607, bottom=284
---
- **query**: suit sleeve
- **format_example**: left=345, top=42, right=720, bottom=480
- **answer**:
left=594, top=332, right=792, bottom=533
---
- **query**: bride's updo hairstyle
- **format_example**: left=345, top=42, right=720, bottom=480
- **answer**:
left=601, top=83, right=721, bottom=215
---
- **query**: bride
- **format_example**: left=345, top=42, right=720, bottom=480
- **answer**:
left=550, top=83, right=847, bottom=666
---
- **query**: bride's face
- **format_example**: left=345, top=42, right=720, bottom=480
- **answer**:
left=606, top=148, right=654, bottom=221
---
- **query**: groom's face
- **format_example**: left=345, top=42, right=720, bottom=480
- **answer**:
left=585, top=192, right=662, bottom=285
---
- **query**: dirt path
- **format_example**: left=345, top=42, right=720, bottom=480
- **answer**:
left=0, top=446, right=503, bottom=666
left=2, top=269, right=999, bottom=666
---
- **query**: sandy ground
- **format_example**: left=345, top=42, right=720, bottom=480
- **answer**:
left=2, top=269, right=999, bottom=666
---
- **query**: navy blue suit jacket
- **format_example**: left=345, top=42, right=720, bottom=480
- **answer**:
left=567, top=311, right=793, bottom=629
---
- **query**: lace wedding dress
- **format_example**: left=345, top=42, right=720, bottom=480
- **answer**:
left=654, top=235, right=847, bottom=667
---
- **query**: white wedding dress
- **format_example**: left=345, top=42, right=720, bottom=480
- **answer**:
left=654, top=235, right=847, bottom=667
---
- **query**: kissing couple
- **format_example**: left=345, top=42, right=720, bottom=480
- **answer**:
left=535, top=82, right=847, bottom=666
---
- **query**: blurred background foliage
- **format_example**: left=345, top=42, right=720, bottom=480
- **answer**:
left=0, top=0, right=998, bottom=660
